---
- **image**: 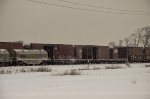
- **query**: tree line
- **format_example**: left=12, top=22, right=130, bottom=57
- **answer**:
left=108, top=26, right=150, bottom=48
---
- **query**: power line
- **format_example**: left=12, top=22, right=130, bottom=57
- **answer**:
left=58, top=0, right=150, bottom=14
left=28, top=0, right=150, bottom=16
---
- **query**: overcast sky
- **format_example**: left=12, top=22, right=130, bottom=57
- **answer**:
left=0, top=0, right=150, bottom=45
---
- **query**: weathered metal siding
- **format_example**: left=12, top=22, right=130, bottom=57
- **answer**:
left=143, top=47, right=150, bottom=61
left=128, top=47, right=143, bottom=55
left=74, top=45, right=83, bottom=59
left=109, top=48, right=118, bottom=59
left=97, top=46, right=109, bottom=59
left=116, top=47, right=143, bottom=62
left=118, top=47, right=128, bottom=59
left=57, top=44, right=75, bottom=59
left=30, top=43, right=46, bottom=49
left=82, top=46, right=93, bottom=59
left=128, top=47, right=143, bottom=62
left=0, top=42, right=23, bottom=49
left=144, top=47, right=150, bottom=55
left=75, top=45, right=97, bottom=59
left=30, top=43, right=75, bottom=59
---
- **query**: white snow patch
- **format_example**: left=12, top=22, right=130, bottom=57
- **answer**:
left=0, top=63, right=150, bottom=99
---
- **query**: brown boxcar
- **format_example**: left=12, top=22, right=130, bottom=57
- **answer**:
left=74, top=45, right=97, bottom=59
left=46, top=44, right=74, bottom=59
left=97, top=46, right=109, bottom=59
left=30, top=43, right=46, bottom=49
left=0, top=42, right=23, bottom=49
left=115, top=47, right=143, bottom=62
left=82, top=45, right=96, bottom=59
left=127, top=47, right=143, bottom=62
left=144, top=47, right=150, bottom=55
left=144, top=47, right=150, bottom=62
left=56, top=44, right=75, bottom=59
left=30, top=43, right=75, bottom=59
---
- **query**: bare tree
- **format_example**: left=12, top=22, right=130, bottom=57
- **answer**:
left=135, top=28, right=142, bottom=47
left=129, top=34, right=137, bottom=47
left=124, top=37, right=130, bottom=47
left=118, top=40, right=123, bottom=46
left=108, top=26, right=150, bottom=48
left=128, top=29, right=142, bottom=47
left=141, top=26, right=150, bottom=48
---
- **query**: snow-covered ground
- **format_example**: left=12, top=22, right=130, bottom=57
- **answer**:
left=0, top=63, right=150, bottom=99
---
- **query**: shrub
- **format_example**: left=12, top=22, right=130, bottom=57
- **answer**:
left=105, top=65, right=122, bottom=69
left=20, top=68, right=27, bottom=72
left=0, top=67, right=52, bottom=74
left=54, top=69, right=81, bottom=76
left=0, top=69, right=6, bottom=74
left=92, top=67, right=101, bottom=70
left=0, top=68, right=12, bottom=74
left=78, top=67, right=91, bottom=71
left=69, top=69, right=81, bottom=75
left=145, top=65, right=150, bottom=67
left=30, top=67, right=52, bottom=72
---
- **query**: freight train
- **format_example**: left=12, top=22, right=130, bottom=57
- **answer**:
left=0, top=42, right=150, bottom=66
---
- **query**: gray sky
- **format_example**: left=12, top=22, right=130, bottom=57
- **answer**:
left=0, top=0, right=150, bottom=45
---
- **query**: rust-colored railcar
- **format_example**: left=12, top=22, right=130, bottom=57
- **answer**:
left=0, top=42, right=23, bottom=49
left=144, top=47, right=150, bottom=62
left=82, top=45, right=96, bottom=59
left=55, top=44, right=75, bottom=59
left=114, top=47, right=143, bottom=62
left=144, top=47, right=150, bottom=55
left=30, top=43, right=75, bottom=64
left=74, top=45, right=97, bottom=64
left=30, top=43, right=46, bottom=49
left=97, top=46, right=110, bottom=59
left=74, top=45, right=97, bottom=59
left=30, top=43, right=75, bottom=59
left=128, top=47, right=143, bottom=62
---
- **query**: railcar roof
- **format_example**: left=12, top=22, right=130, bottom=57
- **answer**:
left=0, top=49, right=9, bottom=54
left=13, top=49, right=47, bottom=54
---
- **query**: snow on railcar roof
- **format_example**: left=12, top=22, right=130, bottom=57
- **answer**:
left=0, top=49, right=9, bottom=54
left=13, top=49, right=47, bottom=54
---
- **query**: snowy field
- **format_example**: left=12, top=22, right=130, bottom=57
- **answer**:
left=0, top=63, right=150, bottom=99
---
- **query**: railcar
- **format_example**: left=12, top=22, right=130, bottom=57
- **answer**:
left=143, top=47, right=150, bottom=62
left=9, top=49, right=48, bottom=65
left=0, top=49, right=10, bottom=66
left=25, top=43, right=150, bottom=64
left=73, top=45, right=96, bottom=64
left=0, top=42, right=23, bottom=49
left=74, top=45, right=115, bottom=64
left=115, top=47, right=144, bottom=62
left=43, top=44, right=75, bottom=64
